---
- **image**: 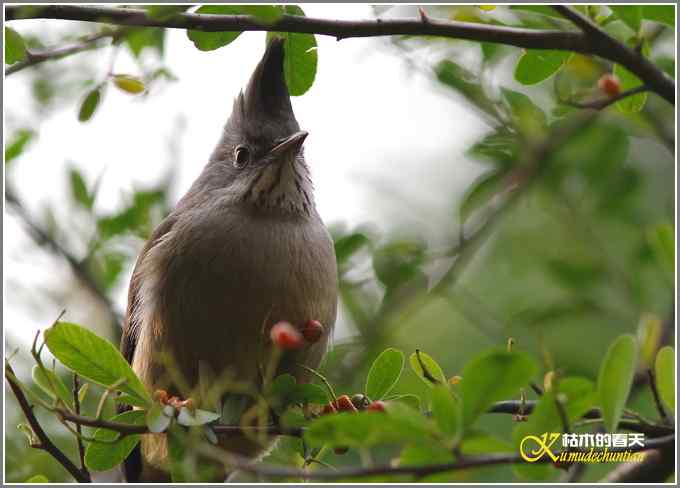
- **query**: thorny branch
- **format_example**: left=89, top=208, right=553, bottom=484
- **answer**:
left=5, top=4, right=674, bottom=104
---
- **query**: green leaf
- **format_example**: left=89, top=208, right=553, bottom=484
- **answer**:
left=365, top=348, right=404, bottom=400
left=146, top=5, right=190, bottom=20
left=409, top=350, right=447, bottom=387
left=268, top=6, right=318, bottom=96
left=514, top=50, right=570, bottom=85
left=5, top=27, right=27, bottom=64
left=468, top=128, right=518, bottom=167
left=305, top=403, right=435, bottom=448
left=459, top=169, right=505, bottom=222
left=435, top=60, right=498, bottom=118
left=187, top=6, right=244, bottom=51
left=642, top=5, right=675, bottom=26
left=78, top=88, right=102, bottom=123
left=69, top=168, right=93, bottom=209
left=648, top=223, right=674, bottom=274
left=614, top=61, right=647, bottom=114
left=399, top=443, right=455, bottom=466
left=242, top=5, right=283, bottom=24
left=44, top=322, right=150, bottom=406
left=430, top=385, right=461, bottom=441
left=460, top=349, right=538, bottom=428
left=501, top=88, right=546, bottom=135
left=125, top=28, right=165, bottom=58
left=5, top=128, right=35, bottom=165
left=112, top=74, right=146, bottom=94
left=84, top=410, right=145, bottom=471
left=25, top=475, right=49, bottom=483
left=335, top=232, right=370, bottom=264
left=513, top=377, right=595, bottom=480
left=78, top=383, right=89, bottom=404
left=167, top=425, right=187, bottom=482
left=510, top=6, right=566, bottom=19
left=597, top=334, right=638, bottom=432
left=32, top=365, right=73, bottom=409
left=609, top=5, right=642, bottom=32
left=116, top=393, right=150, bottom=408
left=384, top=394, right=421, bottom=411
left=269, top=374, right=328, bottom=411
left=655, top=346, right=674, bottom=410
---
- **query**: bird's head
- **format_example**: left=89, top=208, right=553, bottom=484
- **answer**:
left=210, top=38, right=314, bottom=216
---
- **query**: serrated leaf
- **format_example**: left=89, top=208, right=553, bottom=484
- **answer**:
left=609, top=5, right=642, bottom=33
left=515, top=50, right=570, bottom=85
left=642, top=5, right=675, bottom=26
left=409, top=351, right=447, bottom=387
left=597, top=334, right=638, bottom=432
left=78, top=88, right=101, bottom=123
left=5, top=27, right=27, bottom=64
left=655, top=346, right=674, bottom=410
left=365, top=348, right=404, bottom=400
left=32, top=365, right=73, bottom=409
left=146, top=403, right=172, bottom=433
left=430, top=385, right=461, bottom=441
left=113, top=74, right=146, bottom=94
left=44, top=322, right=150, bottom=406
left=177, top=407, right=220, bottom=426
left=460, top=349, right=538, bottom=428
left=84, top=410, right=145, bottom=471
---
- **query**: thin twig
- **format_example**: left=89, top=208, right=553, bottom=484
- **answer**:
left=199, top=435, right=675, bottom=480
left=72, top=374, right=87, bottom=474
left=5, top=4, right=674, bottom=104
left=646, top=368, right=670, bottom=424
left=561, top=85, right=649, bottom=110
left=5, top=27, right=129, bottom=76
left=4, top=363, right=90, bottom=483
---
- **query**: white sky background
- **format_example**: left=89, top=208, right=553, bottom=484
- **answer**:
left=4, top=5, right=490, bottom=354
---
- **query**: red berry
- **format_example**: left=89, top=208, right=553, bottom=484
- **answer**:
left=335, top=395, right=358, bottom=413
left=321, top=402, right=337, bottom=415
left=598, top=74, right=621, bottom=97
left=270, top=321, right=304, bottom=350
left=302, top=319, right=324, bottom=343
left=367, top=400, right=386, bottom=413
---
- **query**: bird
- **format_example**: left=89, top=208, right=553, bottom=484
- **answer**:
left=119, top=37, right=338, bottom=482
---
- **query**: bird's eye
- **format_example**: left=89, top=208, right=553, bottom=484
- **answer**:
left=233, top=146, right=250, bottom=169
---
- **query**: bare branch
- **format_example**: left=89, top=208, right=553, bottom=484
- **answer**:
left=5, top=4, right=673, bottom=104
left=646, top=368, right=671, bottom=425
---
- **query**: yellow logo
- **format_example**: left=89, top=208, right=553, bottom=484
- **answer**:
left=519, top=432, right=561, bottom=462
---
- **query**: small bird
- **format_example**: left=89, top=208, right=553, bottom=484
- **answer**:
left=119, top=38, right=338, bottom=482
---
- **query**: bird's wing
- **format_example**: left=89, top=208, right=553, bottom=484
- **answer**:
left=119, top=215, right=177, bottom=482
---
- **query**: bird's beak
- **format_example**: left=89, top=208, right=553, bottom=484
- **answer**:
left=268, top=130, right=308, bottom=158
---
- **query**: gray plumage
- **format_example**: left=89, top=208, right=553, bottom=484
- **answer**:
left=120, top=38, right=338, bottom=482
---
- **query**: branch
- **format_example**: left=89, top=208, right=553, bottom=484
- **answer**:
left=561, top=85, right=649, bottom=110
left=5, top=4, right=673, bottom=104
left=4, top=363, right=90, bottom=483
left=199, top=435, right=675, bottom=480
left=71, top=374, right=88, bottom=475
left=5, top=28, right=128, bottom=76
left=646, top=368, right=670, bottom=424
left=5, top=186, right=121, bottom=331
left=551, top=5, right=673, bottom=104
left=600, top=443, right=676, bottom=483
